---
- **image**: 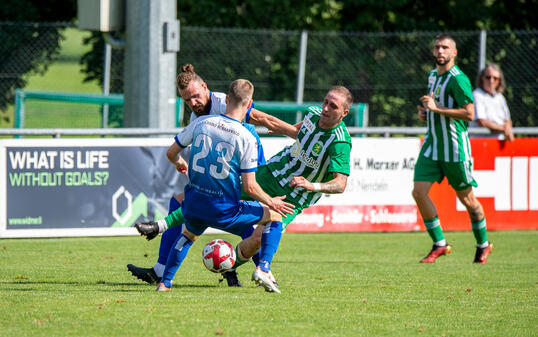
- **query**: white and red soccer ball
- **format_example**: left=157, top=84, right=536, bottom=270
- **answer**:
left=202, top=239, right=236, bottom=273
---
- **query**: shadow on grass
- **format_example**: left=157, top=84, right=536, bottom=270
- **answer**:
left=0, top=280, right=219, bottom=291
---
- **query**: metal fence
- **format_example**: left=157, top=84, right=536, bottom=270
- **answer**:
left=1, top=22, right=536, bottom=128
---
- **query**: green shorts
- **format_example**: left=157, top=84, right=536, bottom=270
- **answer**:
left=241, top=164, right=304, bottom=228
left=413, top=154, right=477, bottom=191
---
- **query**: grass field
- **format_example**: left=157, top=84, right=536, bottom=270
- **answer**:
left=0, top=231, right=536, bottom=337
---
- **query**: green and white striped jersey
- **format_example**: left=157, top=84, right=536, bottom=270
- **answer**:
left=420, top=65, right=474, bottom=162
left=266, top=106, right=351, bottom=208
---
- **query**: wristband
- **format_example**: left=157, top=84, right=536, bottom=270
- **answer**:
left=312, top=183, right=322, bottom=191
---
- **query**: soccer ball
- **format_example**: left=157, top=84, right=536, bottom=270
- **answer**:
left=202, top=239, right=236, bottom=273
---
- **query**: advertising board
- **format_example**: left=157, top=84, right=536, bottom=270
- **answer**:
left=1, top=137, right=535, bottom=237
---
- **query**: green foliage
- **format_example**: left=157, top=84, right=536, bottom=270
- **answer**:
left=81, top=1, right=535, bottom=126
left=0, top=231, right=536, bottom=336
left=2, top=1, right=535, bottom=127
left=0, top=0, right=75, bottom=120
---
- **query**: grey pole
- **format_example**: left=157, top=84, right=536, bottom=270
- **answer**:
left=478, top=29, right=487, bottom=72
left=102, top=42, right=111, bottom=128
left=296, top=30, right=308, bottom=123
left=123, top=0, right=179, bottom=128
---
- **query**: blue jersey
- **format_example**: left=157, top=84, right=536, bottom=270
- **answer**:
left=242, top=123, right=266, bottom=166
left=175, top=114, right=259, bottom=223
left=189, top=91, right=264, bottom=165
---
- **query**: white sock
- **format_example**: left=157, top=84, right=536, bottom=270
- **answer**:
left=157, top=219, right=168, bottom=233
left=153, top=263, right=165, bottom=278
left=434, top=239, right=447, bottom=247
left=477, top=241, right=489, bottom=249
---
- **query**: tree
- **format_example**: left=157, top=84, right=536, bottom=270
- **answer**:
left=3, top=1, right=533, bottom=126
left=0, top=0, right=76, bottom=122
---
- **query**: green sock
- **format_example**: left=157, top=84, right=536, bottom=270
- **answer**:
left=231, top=246, right=250, bottom=270
left=164, top=207, right=185, bottom=228
left=424, top=216, right=445, bottom=243
left=471, top=218, right=488, bottom=245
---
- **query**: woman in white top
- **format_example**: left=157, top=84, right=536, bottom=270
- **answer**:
left=470, top=63, right=514, bottom=141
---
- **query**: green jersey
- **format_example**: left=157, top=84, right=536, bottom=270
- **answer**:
left=265, top=106, right=351, bottom=208
left=420, top=65, right=474, bottom=162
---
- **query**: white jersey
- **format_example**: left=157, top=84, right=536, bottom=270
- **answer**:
left=469, top=88, right=511, bottom=139
left=175, top=114, right=259, bottom=221
left=189, top=91, right=252, bottom=124
left=189, top=91, right=227, bottom=123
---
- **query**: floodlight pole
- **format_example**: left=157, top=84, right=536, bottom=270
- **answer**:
left=102, top=42, right=111, bottom=128
left=124, top=0, right=179, bottom=128
left=296, top=30, right=308, bottom=124
left=478, top=30, right=487, bottom=72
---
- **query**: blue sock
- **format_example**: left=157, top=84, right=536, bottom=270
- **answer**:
left=157, top=225, right=183, bottom=266
left=156, top=198, right=183, bottom=266
left=162, top=234, right=193, bottom=288
left=259, top=221, right=283, bottom=272
left=168, top=196, right=181, bottom=215
left=240, top=226, right=260, bottom=267
left=251, top=250, right=260, bottom=267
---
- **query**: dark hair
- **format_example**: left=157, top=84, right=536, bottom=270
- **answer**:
left=475, top=63, right=506, bottom=94
left=434, top=34, right=457, bottom=48
left=176, top=64, right=204, bottom=90
left=329, top=86, right=353, bottom=110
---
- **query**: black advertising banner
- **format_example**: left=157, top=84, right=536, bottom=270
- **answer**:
left=0, top=138, right=188, bottom=236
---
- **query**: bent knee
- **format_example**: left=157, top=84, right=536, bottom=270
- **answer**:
left=251, top=229, right=262, bottom=246
left=412, top=188, right=426, bottom=200
left=270, top=210, right=282, bottom=223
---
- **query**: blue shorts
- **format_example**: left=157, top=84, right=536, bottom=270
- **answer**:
left=184, top=200, right=264, bottom=236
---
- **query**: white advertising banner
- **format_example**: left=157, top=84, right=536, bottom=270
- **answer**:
left=1, top=137, right=423, bottom=237
left=260, top=137, right=421, bottom=232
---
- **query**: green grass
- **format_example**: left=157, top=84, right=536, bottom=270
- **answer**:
left=24, top=27, right=99, bottom=93
left=57, top=27, right=95, bottom=60
left=24, top=61, right=100, bottom=93
left=23, top=100, right=102, bottom=128
left=0, top=231, right=536, bottom=337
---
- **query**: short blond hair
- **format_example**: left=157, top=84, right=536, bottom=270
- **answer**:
left=228, top=79, right=254, bottom=106
left=329, top=86, right=353, bottom=110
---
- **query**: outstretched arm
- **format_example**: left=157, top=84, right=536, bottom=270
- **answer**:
left=249, top=108, right=299, bottom=139
left=289, top=172, right=348, bottom=194
left=241, top=171, right=295, bottom=216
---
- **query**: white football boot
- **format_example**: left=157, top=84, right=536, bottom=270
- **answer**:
left=252, top=267, right=281, bottom=293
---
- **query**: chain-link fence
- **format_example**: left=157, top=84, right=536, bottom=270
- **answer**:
left=1, top=22, right=536, bottom=128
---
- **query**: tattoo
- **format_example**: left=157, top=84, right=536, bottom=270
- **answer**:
left=468, top=205, right=483, bottom=222
left=320, top=181, right=343, bottom=193
left=317, top=173, right=347, bottom=194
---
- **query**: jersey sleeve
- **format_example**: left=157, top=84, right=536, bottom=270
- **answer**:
left=211, top=92, right=228, bottom=115
left=327, top=141, right=351, bottom=176
left=239, top=133, right=259, bottom=173
left=243, top=102, right=254, bottom=124
left=451, top=75, right=474, bottom=108
left=174, top=119, right=197, bottom=148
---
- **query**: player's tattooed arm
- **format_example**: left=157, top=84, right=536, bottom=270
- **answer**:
left=289, top=172, right=348, bottom=194
left=249, top=108, right=299, bottom=139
